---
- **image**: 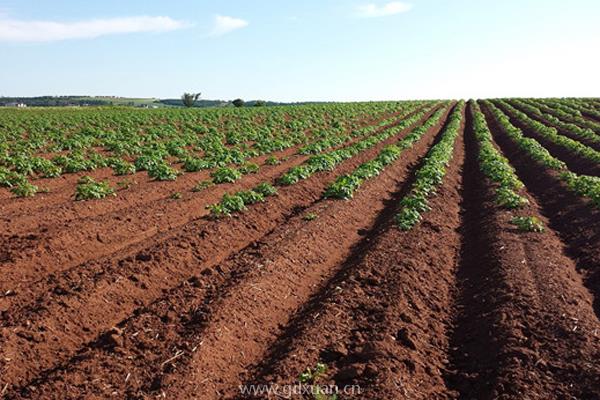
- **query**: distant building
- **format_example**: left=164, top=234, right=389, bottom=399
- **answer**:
left=5, top=102, right=27, bottom=108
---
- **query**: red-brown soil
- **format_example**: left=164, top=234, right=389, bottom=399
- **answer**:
left=1, top=102, right=600, bottom=400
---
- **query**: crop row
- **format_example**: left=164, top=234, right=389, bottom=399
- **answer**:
left=207, top=103, right=444, bottom=217
left=394, top=101, right=464, bottom=230
left=511, top=99, right=600, bottom=144
left=322, top=105, right=449, bottom=199
left=1, top=102, right=427, bottom=198
left=494, top=100, right=600, bottom=164
left=483, top=101, right=600, bottom=206
left=277, top=104, right=440, bottom=186
left=470, top=101, right=529, bottom=209
left=534, top=99, right=600, bottom=134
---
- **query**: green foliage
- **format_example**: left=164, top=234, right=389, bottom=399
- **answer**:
left=253, top=182, right=278, bottom=197
left=265, top=155, right=279, bottom=165
left=303, top=212, right=318, bottom=221
left=111, top=159, right=136, bottom=176
left=148, top=163, right=179, bottom=181
left=239, top=162, right=259, bottom=174
left=211, top=166, right=242, bottom=183
left=232, top=98, right=245, bottom=108
left=192, top=180, right=214, bottom=192
left=511, top=216, right=544, bottom=232
left=11, top=180, right=38, bottom=197
left=183, top=156, right=212, bottom=172
left=299, top=363, right=337, bottom=400
left=395, top=102, right=464, bottom=230
left=483, top=100, right=600, bottom=209
left=170, top=191, right=182, bottom=199
left=470, top=101, right=528, bottom=209
left=75, top=176, right=115, bottom=200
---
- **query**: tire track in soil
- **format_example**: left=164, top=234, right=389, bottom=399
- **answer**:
left=493, top=100, right=600, bottom=177
left=0, top=106, right=444, bottom=396
left=239, top=105, right=465, bottom=400
left=0, top=106, right=429, bottom=297
left=449, top=101, right=600, bottom=399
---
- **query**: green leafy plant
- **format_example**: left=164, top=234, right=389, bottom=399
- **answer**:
left=303, top=212, right=318, bottom=221
left=75, top=176, right=115, bottom=200
left=511, top=216, right=544, bottom=232
left=395, top=102, right=464, bottom=230
left=239, top=162, right=259, bottom=174
left=253, top=182, right=278, bottom=197
left=265, top=155, right=279, bottom=165
left=11, top=180, right=38, bottom=197
left=211, top=166, right=242, bottom=184
left=148, top=163, right=179, bottom=181
left=299, top=362, right=337, bottom=400
left=192, top=180, right=214, bottom=192
left=170, top=191, right=182, bottom=200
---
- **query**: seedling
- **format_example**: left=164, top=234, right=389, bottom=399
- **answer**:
left=511, top=216, right=544, bottom=232
left=303, top=212, right=318, bottom=221
left=170, top=192, right=182, bottom=200
left=299, top=362, right=337, bottom=400
left=265, top=155, right=279, bottom=165
left=192, top=180, right=214, bottom=192
left=11, top=181, right=38, bottom=197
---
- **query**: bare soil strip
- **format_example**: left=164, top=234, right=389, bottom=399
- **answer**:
left=0, top=107, right=443, bottom=396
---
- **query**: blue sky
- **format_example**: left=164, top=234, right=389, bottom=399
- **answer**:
left=1, top=0, right=599, bottom=101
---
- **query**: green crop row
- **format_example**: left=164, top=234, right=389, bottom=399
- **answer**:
left=470, top=101, right=529, bottom=209
left=483, top=101, right=600, bottom=207
left=495, top=100, right=600, bottom=164
left=2, top=101, right=422, bottom=197
left=537, top=99, right=600, bottom=134
left=513, top=99, right=600, bottom=144
left=323, top=105, right=448, bottom=199
left=278, top=104, right=444, bottom=186
left=207, top=182, right=278, bottom=217
left=395, top=101, right=464, bottom=230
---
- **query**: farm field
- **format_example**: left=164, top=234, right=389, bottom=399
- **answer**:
left=1, top=98, right=600, bottom=399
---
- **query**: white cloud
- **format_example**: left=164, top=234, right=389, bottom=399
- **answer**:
left=0, top=15, right=187, bottom=43
left=210, top=15, right=248, bottom=37
left=356, top=2, right=412, bottom=18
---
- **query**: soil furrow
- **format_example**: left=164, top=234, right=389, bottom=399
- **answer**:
left=0, top=106, right=441, bottom=395
left=450, top=101, right=600, bottom=399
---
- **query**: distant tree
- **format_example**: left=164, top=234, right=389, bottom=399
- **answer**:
left=253, top=100, right=266, bottom=107
left=232, top=98, right=245, bottom=108
left=181, top=92, right=201, bottom=108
